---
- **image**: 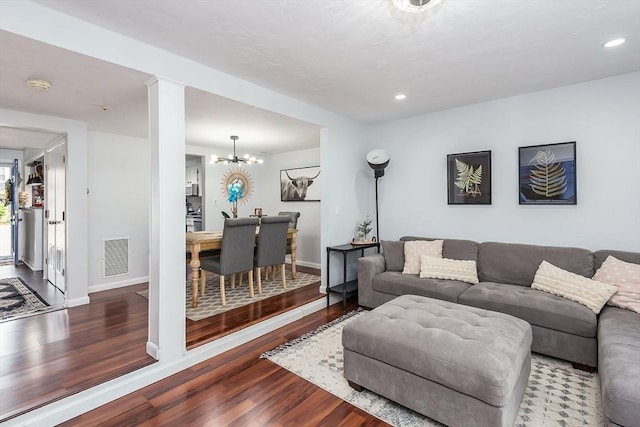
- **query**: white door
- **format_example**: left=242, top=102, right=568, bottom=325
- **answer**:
left=46, top=142, right=66, bottom=293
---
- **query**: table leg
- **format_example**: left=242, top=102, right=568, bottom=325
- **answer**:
left=326, top=247, right=330, bottom=307
left=342, top=252, right=348, bottom=312
left=190, top=244, right=201, bottom=308
left=290, top=234, right=297, bottom=280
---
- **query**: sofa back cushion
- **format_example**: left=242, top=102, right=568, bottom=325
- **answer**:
left=478, top=241, right=594, bottom=286
left=594, top=249, right=640, bottom=270
left=381, top=240, right=405, bottom=272
left=400, top=236, right=479, bottom=262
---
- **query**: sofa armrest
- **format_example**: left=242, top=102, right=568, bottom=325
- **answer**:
left=358, top=254, right=386, bottom=308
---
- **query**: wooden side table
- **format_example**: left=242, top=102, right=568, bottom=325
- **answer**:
left=326, top=242, right=380, bottom=311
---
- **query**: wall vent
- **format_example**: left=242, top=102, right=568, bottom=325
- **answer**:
left=103, top=238, right=129, bottom=277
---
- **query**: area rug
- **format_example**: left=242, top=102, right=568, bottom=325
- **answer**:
left=261, top=311, right=603, bottom=427
left=0, top=277, right=50, bottom=321
left=0, top=256, right=14, bottom=267
left=137, top=271, right=320, bottom=321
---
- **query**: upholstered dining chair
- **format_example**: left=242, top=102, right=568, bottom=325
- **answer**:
left=254, top=215, right=290, bottom=294
left=200, top=217, right=259, bottom=306
left=277, top=211, right=300, bottom=279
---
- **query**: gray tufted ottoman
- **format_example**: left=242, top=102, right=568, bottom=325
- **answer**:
left=342, top=295, right=532, bottom=427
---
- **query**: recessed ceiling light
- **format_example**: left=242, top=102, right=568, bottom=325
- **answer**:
left=26, top=78, right=51, bottom=91
left=603, top=38, right=626, bottom=48
left=395, top=94, right=406, bottom=100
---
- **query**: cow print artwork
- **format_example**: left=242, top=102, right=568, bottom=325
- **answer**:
left=280, top=166, right=321, bottom=201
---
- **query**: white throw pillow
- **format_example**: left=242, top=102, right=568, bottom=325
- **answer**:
left=419, top=256, right=479, bottom=284
left=402, top=240, right=443, bottom=275
left=593, top=256, right=640, bottom=314
left=531, top=260, right=618, bottom=314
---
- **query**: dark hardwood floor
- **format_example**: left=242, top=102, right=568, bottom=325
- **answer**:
left=62, top=295, right=388, bottom=427
left=1, top=263, right=341, bottom=424
left=0, top=264, right=155, bottom=422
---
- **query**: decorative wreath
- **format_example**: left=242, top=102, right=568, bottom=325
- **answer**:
left=221, top=166, right=254, bottom=205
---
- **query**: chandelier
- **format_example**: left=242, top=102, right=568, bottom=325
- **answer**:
left=210, top=135, right=263, bottom=165
left=392, top=0, right=443, bottom=13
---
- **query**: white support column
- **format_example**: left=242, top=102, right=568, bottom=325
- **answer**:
left=146, top=76, right=186, bottom=361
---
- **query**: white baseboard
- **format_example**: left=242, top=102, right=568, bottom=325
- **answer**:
left=146, top=341, right=159, bottom=360
left=5, top=298, right=326, bottom=427
left=287, top=258, right=321, bottom=270
left=88, top=276, right=149, bottom=294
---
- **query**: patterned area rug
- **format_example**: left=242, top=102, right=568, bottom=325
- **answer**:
left=261, top=311, right=603, bottom=427
left=138, top=271, right=320, bottom=321
left=0, top=277, right=50, bottom=321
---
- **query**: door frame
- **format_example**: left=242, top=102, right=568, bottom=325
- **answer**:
left=44, top=137, right=67, bottom=294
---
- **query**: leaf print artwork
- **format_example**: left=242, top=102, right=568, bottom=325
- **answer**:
left=528, top=149, right=567, bottom=198
left=454, top=158, right=483, bottom=198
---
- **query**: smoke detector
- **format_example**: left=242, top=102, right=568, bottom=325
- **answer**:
left=392, top=0, right=444, bottom=13
left=26, top=79, right=51, bottom=91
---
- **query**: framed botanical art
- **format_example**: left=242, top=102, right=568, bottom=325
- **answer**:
left=447, top=150, right=492, bottom=205
left=518, top=141, right=576, bottom=205
left=280, top=165, right=321, bottom=202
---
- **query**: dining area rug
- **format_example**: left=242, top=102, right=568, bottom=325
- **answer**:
left=137, top=271, right=320, bottom=321
left=0, top=277, right=51, bottom=321
left=261, top=311, right=603, bottom=427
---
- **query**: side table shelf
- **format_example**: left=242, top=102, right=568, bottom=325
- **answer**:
left=326, top=242, right=380, bottom=311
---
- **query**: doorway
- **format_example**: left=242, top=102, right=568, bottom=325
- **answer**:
left=0, top=162, right=13, bottom=263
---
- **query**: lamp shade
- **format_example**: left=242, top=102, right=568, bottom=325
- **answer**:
left=366, top=149, right=390, bottom=178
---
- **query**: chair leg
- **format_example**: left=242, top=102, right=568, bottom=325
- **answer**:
left=220, top=275, right=226, bottom=306
left=281, top=263, right=287, bottom=288
left=271, top=265, right=276, bottom=281
left=256, top=267, right=263, bottom=294
left=248, top=269, right=254, bottom=298
left=231, top=273, right=236, bottom=289
left=238, top=272, right=244, bottom=288
left=200, top=269, right=206, bottom=297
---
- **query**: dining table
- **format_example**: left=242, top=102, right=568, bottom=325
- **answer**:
left=185, top=228, right=298, bottom=308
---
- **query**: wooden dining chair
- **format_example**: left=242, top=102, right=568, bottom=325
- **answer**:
left=200, top=217, right=259, bottom=305
left=254, top=215, right=290, bottom=294
left=277, top=211, right=300, bottom=279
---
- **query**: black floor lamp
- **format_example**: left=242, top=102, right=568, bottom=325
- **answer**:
left=366, top=149, right=390, bottom=241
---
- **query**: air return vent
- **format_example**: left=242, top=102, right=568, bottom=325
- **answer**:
left=103, top=238, right=129, bottom=277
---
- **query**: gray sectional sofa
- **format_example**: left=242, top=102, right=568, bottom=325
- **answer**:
left=357, top=236, right=640, bottom=427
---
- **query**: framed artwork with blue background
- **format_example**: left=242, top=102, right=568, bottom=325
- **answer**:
left=519, top=141, right=576, bottom=205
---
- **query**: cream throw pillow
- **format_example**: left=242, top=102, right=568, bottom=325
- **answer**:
left=593, top=256, right=640, bottom=314
left=531, top=261, right=618, bottom=314
left=420, top=256, right=479, bottom=284
left=402, top=240, right=443, bottom=275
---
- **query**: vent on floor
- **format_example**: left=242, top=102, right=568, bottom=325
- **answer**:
left=103, top=238, right=129, bottom=277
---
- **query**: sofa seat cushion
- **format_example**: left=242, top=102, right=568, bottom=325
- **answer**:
left=598, top=306, right=640, bottom=427
left=458, top=282, right=597, bottom=338
left=372, top=271, right=471, bottom=302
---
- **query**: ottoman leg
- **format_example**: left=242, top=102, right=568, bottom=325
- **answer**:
left=348, top=380, right=364, bottom=392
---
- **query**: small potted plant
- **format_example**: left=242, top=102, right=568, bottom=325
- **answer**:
left=355, top=214, right=373, bottom=242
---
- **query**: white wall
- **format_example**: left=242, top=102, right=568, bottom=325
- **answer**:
left=367, top=72, right=640, bottom=252
left=254, top=147, right=321, bottom=267
left=87, top=131, right=150, bottom=292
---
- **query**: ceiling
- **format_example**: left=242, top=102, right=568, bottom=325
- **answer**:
left=2, top=0, right=639, bottom=152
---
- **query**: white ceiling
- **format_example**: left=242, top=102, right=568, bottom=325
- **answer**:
left=2, top=0, right=640, bottom=152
